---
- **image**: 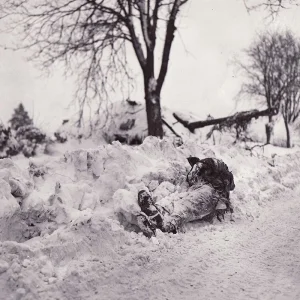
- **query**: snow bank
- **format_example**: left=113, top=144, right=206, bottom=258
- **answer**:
left=1, top=137, right=300, bottom=299
left=2, top=137, right=300, bottom=239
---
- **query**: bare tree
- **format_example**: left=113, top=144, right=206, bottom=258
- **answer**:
left=237, top=30, right=300, bottom=145
left=278, top=31, right=300, bottom=148
left=0, top=0, right=189, bottom=138
left=282, top=85, right=300, bottom=147
left=244, top=0, right=300, bottom=18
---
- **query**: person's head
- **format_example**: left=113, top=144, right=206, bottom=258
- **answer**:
left=187, top=156, right=201, bottom=167
left=224, top=172, right=235, bottom=192
left=138, top=190, right=153, bottom=208
left=229, top=172, right=235, bottom=191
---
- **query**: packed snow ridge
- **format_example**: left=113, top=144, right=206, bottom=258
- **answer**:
left=1, top=137, right=300, bottom=299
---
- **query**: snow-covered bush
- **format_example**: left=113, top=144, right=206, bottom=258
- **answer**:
left=54, top=131, right=68, bottom=143
left=15, top=125, right=47, bottom=157
left=0, top=103, right=50, bottom=158
left=0, top=124, right=19, bottom=158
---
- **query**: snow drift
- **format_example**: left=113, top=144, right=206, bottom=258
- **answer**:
left=1, top=137, right=300, bottom=299
left=54, top=100, right=300, bottom=151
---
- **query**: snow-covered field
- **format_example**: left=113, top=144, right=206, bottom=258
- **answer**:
left=1, top=137, right=300, bottom=300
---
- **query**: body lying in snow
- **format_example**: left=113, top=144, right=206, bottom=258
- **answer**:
left=136, top=157, right=235, bottom=238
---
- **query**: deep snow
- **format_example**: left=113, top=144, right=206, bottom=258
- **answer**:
left=1, top=137, right=300, bottom=300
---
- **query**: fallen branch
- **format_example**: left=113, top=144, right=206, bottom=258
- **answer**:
left=162, top=118, right=182, bottom=139
left=245, top=143, right=268, bottom=157
left=173, top=107, right=279, bottom=133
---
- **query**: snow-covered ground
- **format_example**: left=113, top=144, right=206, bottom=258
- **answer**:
left=1, top=137, right=300, bottom=300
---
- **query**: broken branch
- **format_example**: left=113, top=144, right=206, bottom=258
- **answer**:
left=173, top=107, right=279, bottom=133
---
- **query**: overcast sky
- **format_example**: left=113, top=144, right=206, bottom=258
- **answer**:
left=1, top=0, right=300, bottom=132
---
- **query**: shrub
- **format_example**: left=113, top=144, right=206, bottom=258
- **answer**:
left=15, top=125, right=47, bottom=157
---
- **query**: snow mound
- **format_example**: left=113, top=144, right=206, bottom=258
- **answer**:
left=54, top=100, right=200, bottom=147
left=0, top=159, right=35, bottom=242
left=1, top=137, right=300, bottom=298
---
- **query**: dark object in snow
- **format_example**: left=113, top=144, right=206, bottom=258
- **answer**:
left=126, top=99, right=139, bottom=106
left=129, top=135, right=143, bottom=145
left=137, top=190, right=164, bottom=237
left=186, top=156, right=201, bottom=184
left=29, top=162, right=47, bottom=178
left=187, top=157, right=235, bottom=193
left=62, top=119, right=69, bottom=125
left=173, top=137, right=183, bottom=147
left=186, top=157, right=235, bottom=216
left=187, top=156, right=201, bottom=167
left=119, top=119, right=135, bottom=131
left=113, top=134, right=128, bottom=144
left=113, top=134, right=143, bottom=145
left=138, top=190, right=153, bottom=208
left=54, top=131, right=67, bottom=143
left=137, top=190, right=176, bottom=238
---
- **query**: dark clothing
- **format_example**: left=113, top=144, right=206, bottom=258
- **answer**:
left=197, top=158, right=235, bottom=216
left=198, top=158, right=235, bottom=193
left=187, top=158, right=235, bottom=195
left=137, top=190, right=166, bottom=237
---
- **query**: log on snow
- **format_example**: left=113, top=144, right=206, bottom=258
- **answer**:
left=173, top=107, right=278, bottom=133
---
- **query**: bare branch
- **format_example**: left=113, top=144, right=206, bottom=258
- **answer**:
left=157, top=0, right=187, bottom=93
left=244, top=0, right=299, bottom=19
left=237, top=29, right=300, bottom=147
left=136, top=0, right=152, bottom=50
left=162, top=118, right=182, bottom=138
left=0, top=0, right=190, bottom=137
left=173, top=107, right=278, bottom=133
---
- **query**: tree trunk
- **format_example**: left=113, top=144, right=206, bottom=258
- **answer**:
left=265, top=115, right=273, bottom=144
left=144, top=77, right=164, bottom=138
left=284, top=117, right=291, bottom=148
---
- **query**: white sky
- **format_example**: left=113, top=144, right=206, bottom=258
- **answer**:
left=1, top=0, right=300, bottom=132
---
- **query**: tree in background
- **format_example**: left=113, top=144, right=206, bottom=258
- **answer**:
left=9, top=103, right=33, bottom=131
left=2, top=103, right=48, bottom=157
left=281, top=85, right=300, bottom=147
left=244, top=0, right=300, bottom=18
left=238, top=30, right=300, bottom=146
left=1, top=0, right=189, bottom=139
left=277, top=31, right=300, bottom=148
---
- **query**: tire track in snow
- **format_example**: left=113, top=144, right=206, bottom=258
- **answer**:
left=14, top=189, right=300, bottom=300
left=89, top=191, right=300, bottom=300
